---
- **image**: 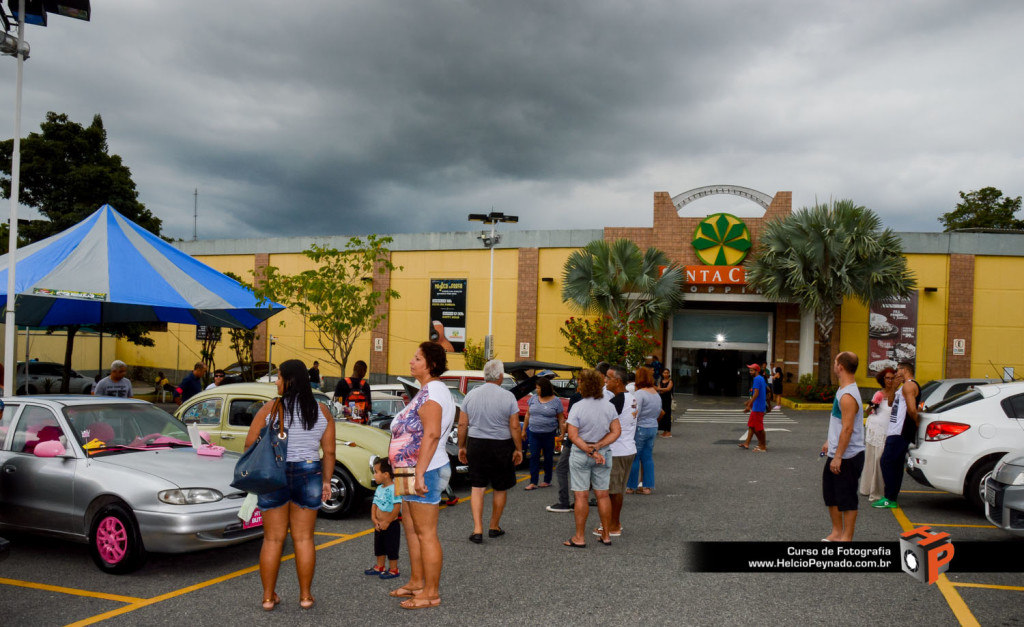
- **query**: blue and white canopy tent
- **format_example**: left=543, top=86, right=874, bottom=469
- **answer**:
left=0, top=204, right=281, bottom=329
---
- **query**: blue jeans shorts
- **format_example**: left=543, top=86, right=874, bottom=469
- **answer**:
left=568, top=446, right=612, bottom=492
left=257, top=460, right=323, bottom=511
left=402, top=464, right=452, bottom=505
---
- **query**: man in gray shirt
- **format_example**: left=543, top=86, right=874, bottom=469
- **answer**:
left=457, top=359, right=523, bottom=544
left=93, top=360, right=133, bottom=398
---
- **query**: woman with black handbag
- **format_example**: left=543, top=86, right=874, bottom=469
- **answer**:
left=244, top=359, right=335, bottom=611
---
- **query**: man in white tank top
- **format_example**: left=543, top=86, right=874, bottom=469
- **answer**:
left=821, top=351, right=865, bottom=542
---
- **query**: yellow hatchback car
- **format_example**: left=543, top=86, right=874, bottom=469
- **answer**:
left=174, top=383, right=390, bottom=518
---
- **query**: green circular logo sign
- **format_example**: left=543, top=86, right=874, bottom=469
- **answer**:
left=691, top=213, right=752, bottom=266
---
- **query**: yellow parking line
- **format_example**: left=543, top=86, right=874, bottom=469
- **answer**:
left=952, top=582, right=1024, bottom=592
left=313, top=531, right=352, bottom=537
left=66, top=528, right=374, bottom=627
left=892, top=507, right=980, bottom=627
left=908, top=522, right=998, bottom=529
left=0, top=577, right=143, bottom=604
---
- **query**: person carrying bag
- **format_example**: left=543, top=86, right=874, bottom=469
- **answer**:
left=232, top=399, right=288, bottom=494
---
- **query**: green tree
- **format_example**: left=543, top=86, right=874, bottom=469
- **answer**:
left=1, top=112, right=162, bottom=392
left=462, top=338, right=490, bottom=370
left=224, top=272, right=257, bottom=381
left=561, top=238, right=685, bottom=326
left=939, top=187, right=1023, bottom=231
left=1, top=112, right=162, bottom=242
left=256, top=237, right=401, bottom=376
left=559, top=313, right=661, bottom=370
left=746, top=199, right=916, bottom=384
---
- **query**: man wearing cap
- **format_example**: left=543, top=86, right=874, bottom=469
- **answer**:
left=740, top=363, right=767, bottom=452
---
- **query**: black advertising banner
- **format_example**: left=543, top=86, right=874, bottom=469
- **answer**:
left=867, top=293, right=919, bottom=376
left=429, top=279, right=467, bottom=353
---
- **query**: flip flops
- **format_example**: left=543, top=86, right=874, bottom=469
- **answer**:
left=400, top=597, right=441, bottom=610
left=563, top=539, right=586, bottom=548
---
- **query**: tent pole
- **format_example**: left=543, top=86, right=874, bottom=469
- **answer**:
left=24, top=325, right=28, bottom=366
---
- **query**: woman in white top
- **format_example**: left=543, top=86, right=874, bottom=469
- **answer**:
left=859, top=368, right=896, bottom=502
left=388, top=341, right=455, bottom=609
left=245, top=359, right=335, bottom=611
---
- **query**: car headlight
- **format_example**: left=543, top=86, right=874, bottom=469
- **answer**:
left=1011, top=470, right=1024, bottom=486
left=158, top=488, right=224, bottom=504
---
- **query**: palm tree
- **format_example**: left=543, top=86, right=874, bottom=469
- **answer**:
left=561, top=238, right=686, bottom=327
left=746, top=199, right=916, bottom=384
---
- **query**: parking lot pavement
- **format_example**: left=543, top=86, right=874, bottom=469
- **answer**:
left=1, top=403, right=1021, bottom=625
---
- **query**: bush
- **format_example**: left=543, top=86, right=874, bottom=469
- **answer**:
left=463, top=338, right=489, bottom=370
left=794, top=373, right=837, bottom=403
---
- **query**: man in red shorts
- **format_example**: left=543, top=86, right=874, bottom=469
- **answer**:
left=740, top=363, right=767, bottom=452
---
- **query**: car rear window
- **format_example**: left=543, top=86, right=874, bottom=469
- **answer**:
left=927, top=390, right=982, bottom=413
left=1000, top=393, right=1024, bottom=419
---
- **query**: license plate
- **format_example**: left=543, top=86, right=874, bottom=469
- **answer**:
left=243, top=508, right=263, bottom=529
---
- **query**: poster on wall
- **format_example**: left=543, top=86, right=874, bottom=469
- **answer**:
left=429, top=279, right=467, bottom=352
left=867, top=293, right=919, bottom=376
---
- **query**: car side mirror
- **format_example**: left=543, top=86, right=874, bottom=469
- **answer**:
left=34, top=440, right=67, bottom=458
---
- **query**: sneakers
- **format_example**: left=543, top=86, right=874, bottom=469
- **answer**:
left=546, top=503, right=572, bottom=513
left=871, top=498, right=898, bottom=509
left=379, top=568, right=400, bottom=580
left=364, top=566, right=385, bottom=576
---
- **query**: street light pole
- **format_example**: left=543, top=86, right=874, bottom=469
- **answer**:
left=468, top=211, right=518, bottom=360
left=3, top=0, right=26, bottom=394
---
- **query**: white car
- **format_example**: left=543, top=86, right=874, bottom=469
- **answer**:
left=15, top=361, right=94, bottom=395
left=907, top=381, right=1024, bottom=511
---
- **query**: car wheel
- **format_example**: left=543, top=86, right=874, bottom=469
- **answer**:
left=965, top=458, right=999, bottom=513
left=320, top=468, right=357, bottom=519
left=89, top=503, right=146, bottom=574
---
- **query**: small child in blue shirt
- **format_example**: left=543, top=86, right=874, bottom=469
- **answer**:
left=365, top=457, right=402, bottom=579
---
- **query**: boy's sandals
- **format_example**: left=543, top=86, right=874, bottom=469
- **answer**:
left=389, top=586, right=423, bottom=598
left=400, top=597, right=441, bottom=610
left=638, top=487, right=652, bottom=495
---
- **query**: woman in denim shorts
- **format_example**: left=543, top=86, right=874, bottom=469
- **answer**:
left=244, top=360, right=336, bottom=611
left=388, top=342, right=455, bottom=610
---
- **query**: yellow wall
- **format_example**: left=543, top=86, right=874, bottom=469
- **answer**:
left=972, top=256, right=1024, bottom=379
left=838, top=253, right=949, bottom=388
left=0, top=326, right=117, bottom=374
left=535, top=248, right=591, bottom=367
left=387, top=249, right=519, bottom=374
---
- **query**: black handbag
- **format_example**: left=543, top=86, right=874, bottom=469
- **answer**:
left=231, top=398, right=288, bottom=494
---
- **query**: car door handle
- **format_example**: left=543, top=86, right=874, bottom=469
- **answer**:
left=221, top=434, right=235, bottom=439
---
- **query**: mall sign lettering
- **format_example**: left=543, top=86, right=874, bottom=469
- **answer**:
left=685, top=265, right=745, bottom=285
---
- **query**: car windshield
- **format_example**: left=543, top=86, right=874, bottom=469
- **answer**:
left=926, top=389, right=982, bottom=414
left=63, top=404, right=192, bottom=453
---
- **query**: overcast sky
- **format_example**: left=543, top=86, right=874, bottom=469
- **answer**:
left=4, top=0, right=1024, bottom=241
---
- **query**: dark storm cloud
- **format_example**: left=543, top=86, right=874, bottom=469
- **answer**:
left=4, top=1, right=1024, bottom=239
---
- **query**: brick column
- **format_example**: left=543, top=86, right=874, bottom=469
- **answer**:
left=368, top=254, right=393, bottom=381
left=253, top=253, right=270, bottom=363
left=515, top=248, right=539, bottom=360
left=945, top=254, right=975, bottom=377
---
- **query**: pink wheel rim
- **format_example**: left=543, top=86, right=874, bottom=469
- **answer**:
left=95, top=515, right=128, bottom=564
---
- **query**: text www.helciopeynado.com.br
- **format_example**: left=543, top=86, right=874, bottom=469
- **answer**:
left=684, top=542, right=901, bottom=573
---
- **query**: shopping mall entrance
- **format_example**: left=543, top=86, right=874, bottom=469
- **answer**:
left=667, top=307, right=773, bottom=397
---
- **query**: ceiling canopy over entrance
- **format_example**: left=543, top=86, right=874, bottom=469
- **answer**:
left=672, top=185, right=774, bottom=215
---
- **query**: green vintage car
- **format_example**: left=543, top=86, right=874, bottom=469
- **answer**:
left=174, top=382, right=390, bottom=518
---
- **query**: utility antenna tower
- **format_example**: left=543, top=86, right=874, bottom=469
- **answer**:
left=193, top=188, right=198, bottom=241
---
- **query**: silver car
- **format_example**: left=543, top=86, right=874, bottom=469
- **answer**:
left=0, top=396, right=262, bottom=574
left=15, top=361, right=95, bottom=395
left=985, top=450, right=1024, bottom=537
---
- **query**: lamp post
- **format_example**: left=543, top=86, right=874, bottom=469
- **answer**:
left=2, top=1, right=90, bottom=394
left=467, top=211, right=518, bottom=359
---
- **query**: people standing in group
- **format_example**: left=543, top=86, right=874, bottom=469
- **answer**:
left=601, top=365, right=636, bottom=537
left=656, top=367, right=674, bottom=438
left=205, top=369, right=227, bottom=390
left=244, top=359, right=335, bottom=611
left=523, top=377, right=565, bottom=490
left=94, top=360, right=133, bottom=398
left=739, top=364, right=767, bottom=452
left=366, top=457, right=403, bottom=580
left=388, top=342, right=455, bottom=610
left=457, top=359, right=523, bottom=543
left=626, top=367, right=662, bottom=495
left=821, top=351, right=865, bottom=541
left=860, top=368, right=896, bottom=502
left=873, top=361, right=920, bottom=509
left=335, top=360, right=372, bottom=420
left=563, top=369, right=621, bottom=548
left=309, top=361, right=322, bottom=390
left=178, top=362, right=207, bottom=404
